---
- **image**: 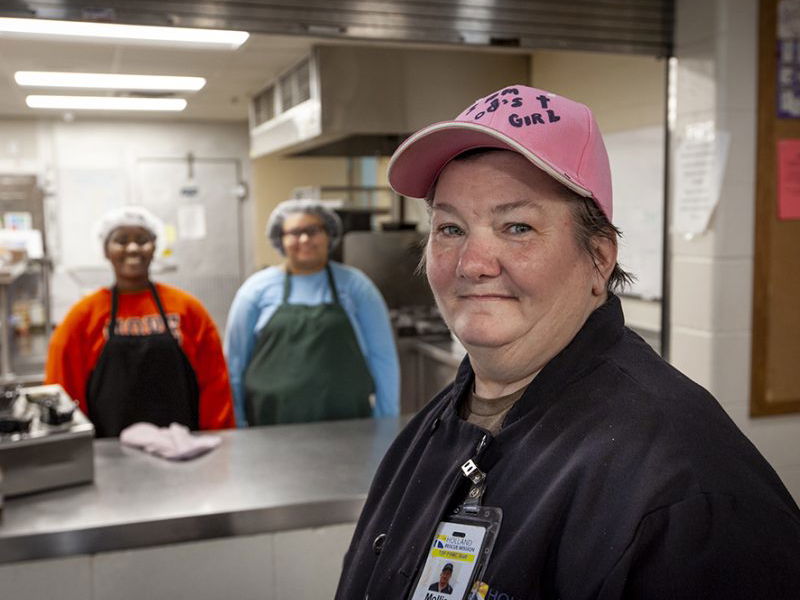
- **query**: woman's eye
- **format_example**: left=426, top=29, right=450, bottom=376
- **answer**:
left=506, top=223, right=532, bottom=235
left=437, top=224, right=464, bottom=236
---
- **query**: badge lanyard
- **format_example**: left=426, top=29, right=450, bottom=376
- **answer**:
left=408, top=437, right=503, bottom=600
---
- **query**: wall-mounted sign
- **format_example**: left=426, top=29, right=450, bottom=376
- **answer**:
left=777, top=138, right=800, bottom=219
left=177, top=204, right=207, bottom=240
left=672, top=123, right=731, bottom=236
left=778, top=0, right=800, bottom=116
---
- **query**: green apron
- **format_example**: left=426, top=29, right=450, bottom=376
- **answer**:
left=244, top=264, right=375, bottom=425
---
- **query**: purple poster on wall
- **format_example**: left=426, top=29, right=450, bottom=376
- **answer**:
left=777, top=39, right=800, bottom=117
left=778, top=0, right=800, bottom=116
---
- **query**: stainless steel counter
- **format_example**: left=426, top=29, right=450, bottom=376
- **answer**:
left=0, top=417, right=407, bottom=564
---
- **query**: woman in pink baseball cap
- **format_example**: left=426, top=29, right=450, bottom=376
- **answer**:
left=336, top=85, right=800, bottom=600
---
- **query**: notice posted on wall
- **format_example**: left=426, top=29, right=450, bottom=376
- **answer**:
left=672, top=126, right=731, bottom=236
left=777, top=0, right=800, bottom=117
left=777, top=139, right=800, bottom=220
left=177, top=204, right=207, bottom=240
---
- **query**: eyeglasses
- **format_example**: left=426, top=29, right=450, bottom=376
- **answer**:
left=282, top=224, right=325, bottom=239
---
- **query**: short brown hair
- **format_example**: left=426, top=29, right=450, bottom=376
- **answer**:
left=565, top=193, right=634, bottom=293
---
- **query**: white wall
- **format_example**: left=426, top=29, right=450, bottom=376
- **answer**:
left=0, top=117, right=252, bottom=322
left=671, top=0, right=800, bottom=502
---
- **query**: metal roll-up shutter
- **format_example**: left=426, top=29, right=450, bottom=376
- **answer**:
left=6, top=1, right=673, bottom=56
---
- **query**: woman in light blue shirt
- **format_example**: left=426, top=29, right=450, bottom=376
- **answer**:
left=224, top=199, right=399, bottom=427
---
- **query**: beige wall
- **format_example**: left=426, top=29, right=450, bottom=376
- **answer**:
left=250, top=154, right=349, bottom=268
left=530, top=50, right=666, bottom=133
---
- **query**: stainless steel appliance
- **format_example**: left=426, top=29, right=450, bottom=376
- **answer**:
left=0, top=384, right=94, bottom=498
left=342, top=230, right=435, bottom=310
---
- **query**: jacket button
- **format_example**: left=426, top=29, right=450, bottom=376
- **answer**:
left=372, top=533, right=386, bottom=555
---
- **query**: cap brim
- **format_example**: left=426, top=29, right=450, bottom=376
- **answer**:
left=388, top=121, right=593, bottom=201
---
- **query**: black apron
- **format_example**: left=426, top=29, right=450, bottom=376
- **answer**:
left=243, top=264, right=374, bottom=425
left=86, top=282, right=200, bottom=438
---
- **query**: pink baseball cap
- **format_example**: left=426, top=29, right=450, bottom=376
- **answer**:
left=387, top=84, right=613, bottom=221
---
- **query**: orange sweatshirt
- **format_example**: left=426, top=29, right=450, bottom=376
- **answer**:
left=45, top=283, right=235, bottom=430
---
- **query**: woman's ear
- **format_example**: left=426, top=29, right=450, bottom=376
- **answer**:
left=590, top=235, right=617, bottom=296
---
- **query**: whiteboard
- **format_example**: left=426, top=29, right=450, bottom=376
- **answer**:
left=604, top=126, right=665, bottom=300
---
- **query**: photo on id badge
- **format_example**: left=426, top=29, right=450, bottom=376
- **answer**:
left=409, top=521, right=487, bottom=600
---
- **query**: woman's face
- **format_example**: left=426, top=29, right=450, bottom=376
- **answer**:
left=426, top=151, right=605, bottom=368
left=281, top=212, right=330, bottom=274
left=104, top=226, right=155, bottom=285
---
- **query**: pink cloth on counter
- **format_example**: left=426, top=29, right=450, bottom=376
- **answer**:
left=119, top=422, right=221, bottom=460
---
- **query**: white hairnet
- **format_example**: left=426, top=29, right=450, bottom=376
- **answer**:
left=266, top=199, right=342, bottom=256
left=95, top=205, right=164, bottom=251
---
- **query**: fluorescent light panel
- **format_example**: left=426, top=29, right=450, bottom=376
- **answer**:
left=0, top=17, right=248, bottom=48
left=15, top=71, right=206, bottom=91
left=26, top=95, right=187, bottom=111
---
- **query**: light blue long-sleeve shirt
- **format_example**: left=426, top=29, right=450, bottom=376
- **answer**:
left=224, top=261, right=400, bottom=427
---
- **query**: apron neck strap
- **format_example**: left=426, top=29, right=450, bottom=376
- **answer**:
left=109, top=286, right=120, bottom=339
left=282, top=263, right=341, bottom=305
left=324, top=263, right=341, bottom=305
left=147, top=281, right=173, bottom=333
left=109, top=281, right=174, bottom=340
left=282, top=269, right=292, bottom=303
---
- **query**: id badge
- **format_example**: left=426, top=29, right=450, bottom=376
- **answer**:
left=408, top=506, right=502, bottom=600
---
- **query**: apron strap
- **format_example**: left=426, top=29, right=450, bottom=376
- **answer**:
left=324, top=264, right=341, bottom=305
left=282, top=268, right=292, bottom=304
left=109, top=286, right=120, bottom=339
left=147, top=281, right=178, bottom=342
left=109, top=282, right=177, bottom=342
left=282, top=264, right=341, bottom=305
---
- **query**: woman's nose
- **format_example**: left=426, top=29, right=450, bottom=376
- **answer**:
left=456, top=233, right=501, bottom=280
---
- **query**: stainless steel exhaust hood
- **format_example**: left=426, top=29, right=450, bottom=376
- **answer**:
left=249, top=45, right=529, bottom=158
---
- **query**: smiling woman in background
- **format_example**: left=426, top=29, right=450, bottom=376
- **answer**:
left=224, top=199, right=399, bottom=427
left=45, top=205, right=235, bottom=437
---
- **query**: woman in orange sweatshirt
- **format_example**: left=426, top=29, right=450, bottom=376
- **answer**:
left=45, top=206, right=234, bottom=437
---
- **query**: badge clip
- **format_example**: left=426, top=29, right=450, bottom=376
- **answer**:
left=461, top=459, right=488, bottom=514
left=461, top=459, right=485, bottom=485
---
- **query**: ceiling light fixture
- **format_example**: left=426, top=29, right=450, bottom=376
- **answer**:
left=26, top=95, right=188, bottom=111
left=15, top=71, right=206, bottom=91
left=0, top=17, right=249, bottom=49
